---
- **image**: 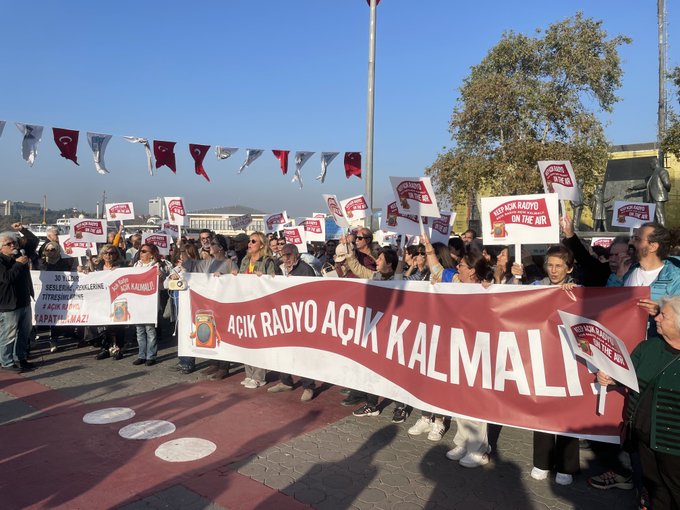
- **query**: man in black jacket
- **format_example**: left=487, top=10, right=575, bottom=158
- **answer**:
left=0, top=230, right=35, bottom=372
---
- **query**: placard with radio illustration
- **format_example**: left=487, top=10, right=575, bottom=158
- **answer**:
left=105, top=202, right=135, bottom=222
left=69, top=218, right=107, bottom=244
left=611, top=201, right=656, bottom=229
left=481, top=193, right=559, bottom=245
left=340, top=195, right=369, bottom=224
left=389, top=176, right=440, bottom=219
left=537, top=160, right=580, bottom=202
left=164, top=197, right=188, bottom=226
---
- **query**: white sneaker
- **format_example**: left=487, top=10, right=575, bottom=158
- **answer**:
left=244, top=379, right=264, bottom=389
left=427, top=421, right=445, bottom=441
left=555, top=472, right=573, bottom=485
left=407, top=416, right=432, bottom=436
left=49, top=340, right=58, bottom=353
left=445, top=446, right=467, bottom=461
left=459, top=450, right=490, bottom=468
left=240, top=377, right=252, bottom=386
left=531, top=467, right=550, bottom=480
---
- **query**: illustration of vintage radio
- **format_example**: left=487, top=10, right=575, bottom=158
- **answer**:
left=492, top=221, right=507, bottom=239
left=190, top=309, right=221, bottom=349
left=112, top=298, right=130, bottom=322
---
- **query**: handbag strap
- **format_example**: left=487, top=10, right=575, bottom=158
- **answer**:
left=628, top=352, right=680, bottom=420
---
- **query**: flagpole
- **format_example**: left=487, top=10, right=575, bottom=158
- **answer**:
left=365, top=0, right=378, bottom=228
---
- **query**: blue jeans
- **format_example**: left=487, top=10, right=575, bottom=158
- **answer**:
left=0, top=306, right=31, bottom=367
left=135, top=324, right=158, bottom=360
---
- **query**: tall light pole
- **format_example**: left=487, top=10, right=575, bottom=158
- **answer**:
left=365, top=0, right=379, bottom=227
left=658, top=0, right=667, bottom=164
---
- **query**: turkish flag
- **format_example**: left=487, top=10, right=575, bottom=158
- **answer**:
left=344, top=152, right=362, bottom=179
left=189, top=144, right=211, bottom=182
left=272, top=150, right=289, bottom=175
left=52, top=127, right=79, bottom=165
left=154, top=140, right=177, bottom=173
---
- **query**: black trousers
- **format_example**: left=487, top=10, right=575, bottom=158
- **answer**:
left=638, top=440, right=680, bottom=510
left=279, top=373, right=315, bottom=389
left=533, top=432, right=579, bottom=474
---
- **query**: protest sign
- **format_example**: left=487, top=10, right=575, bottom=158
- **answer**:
left=229, top=213, right=252, bottom=231
left=591, top=237, right=614, bottom=249
left=142, top=232, right=172, bottom=256
left=160, top=222, right=179, bottom=239
left=31, top=267, right=159, bottom=326
left=389, top=176, right=440, bottom=218
left=380, top=197, right=429, bottom=236
left=312, top=212, right=326, bottom=219
left=178, top=275, right=648, bottom=442
left=322, top=194, right=350, bottom=229
left=283, top=226, right=307, bottom=253
left=611, top=201, right=656, bottom=229
left=340, top=195, right=369, bottom=224
left=69, top=218, right=107, bottom=244
left=481, top=193, right=559, bottom=245
left=105, top=202, right=135, bottom=222
left=537, top=161, right=580, bottom=202
left=58, top=234, right=96, bottom=258
left=264, top=211, right=289, bottom=233
left=164, top=197, right=188, bottom=226
left=301, top=217, right=325, bottom=242
left=429, top=211, right=456, bottom=244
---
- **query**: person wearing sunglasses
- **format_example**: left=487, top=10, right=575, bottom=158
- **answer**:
left=335, top=228, right=377, bottom=279
left=0, top=230, right=36, bottom=372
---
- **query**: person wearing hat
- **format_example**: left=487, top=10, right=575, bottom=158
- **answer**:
left=232, top=233, right=249, bottom=266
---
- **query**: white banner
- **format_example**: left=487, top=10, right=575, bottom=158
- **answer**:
left=165, top=197, right=188, bottom=227
left=389, top=176, right=440, bottom=218
left=123, top=136, right=154, bottom=176
left=16, top=123, right=43, bottom=166
left=292, top=151, right=314, bottom=189
left=230, top=213, right=252, bottom=231
left=105, top=202, right=135, bottom=222
left=142, top=232, right=172, bottom=256
left=340, top=195, right=369, bottom=224
left=69, top=218, right=107, bottom=244
left=86, top=132, right=112, bottom=175
left=215, top=146, right=238, bottom=160
left=538, top=161, right=580, bottom=202
left=31, top=267, right=159, bottom=326
left=322, top=194, right=350, bottom=229
left=238, top=149, right=264, bottom=174
left=481, top=193, right=560, bottom=245
left=264, top=211, right=289, bottom=233
left=611, top=201, right=656, bottom=229
left=58, top=234, right=96, bottom=258
left=429, top=211, right=456, bottom=244
left=558, top=311, right=638, bottom=392
left=317, top=152, right=339, bottom=183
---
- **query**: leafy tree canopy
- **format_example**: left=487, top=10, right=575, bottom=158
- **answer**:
left=662, top=66, right=680, bottom=159
left=427, top=13, right=631, bottom=206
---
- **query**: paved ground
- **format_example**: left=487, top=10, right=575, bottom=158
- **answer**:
left=0, top=333, right=640, bottom=509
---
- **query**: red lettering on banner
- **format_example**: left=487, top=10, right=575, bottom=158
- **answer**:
left=304, top=220, right=323, bottom=234
left=345, top=197, right=368, bottom=212
left=571, top=323, right=629, bottom=369
left=543, top=164, right=574, bottom=188
left=617, top=204, right=650, bottom=222
left=168, top=200, right=185, bottom=218
left=109, top=267, right=158, bottom=302
left=396, top=180, right=433, bottom=205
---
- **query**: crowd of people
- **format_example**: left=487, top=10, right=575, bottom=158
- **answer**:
left=1, top=218, right=680, bottom=509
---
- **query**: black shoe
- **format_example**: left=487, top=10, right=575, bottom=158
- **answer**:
left=341, top=395, right=366, bottom=407
left=145, top=359, right=156, bottom=367
left=95, top=350, right=110, bottom=360
left=353, top=404, right=380, bottom=417
left=112, top=350, right=123, bottom=361
left=133, top=358, right=146, bottom=366
left=180, top=365, right=195, bottom=374
left=2, top=364, right=22, bottom=373
left=168, top=363, right=183, bottom=371
left=18, top=359, right=35, bottom=370
left=392, top=407, right=408, bottom=423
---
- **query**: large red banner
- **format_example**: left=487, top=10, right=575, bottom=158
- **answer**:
left=178, top=276, right=649, bottom=441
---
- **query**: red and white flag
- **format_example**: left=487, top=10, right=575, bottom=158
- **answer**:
left=86, top=132, right=112, bottom=174
left=317, top=151, right=339, bottom=183
left=105, top=202, right=135, bottom=222
left=344, top=152, right=361, bottom=179
left=154, top=141, right=177, bottom=173
left=15, top=123, right=43, bottom=166
left=124, top=136, right=154, bottom=176
left=272, top=150, right=290, bottom=175
left=52, top=127, right=80, bottom=166
left=216, top=146, right=238, bottom=160
left=189, top=144, right=211, bottom=182
left=293, top=151, right=314, bottom=189
left=238, top=149, right=264, bottom=173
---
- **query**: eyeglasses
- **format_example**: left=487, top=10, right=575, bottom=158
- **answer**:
left=355, top=236, right=369, bottom=240
left=45, top=248, right=57, bottom=252
left=249, top=239, right=259, bottom=244
left=416, top=252, right=426, bottom=256
left=2, top=241, right=17, bottom=247
left=277, top=241, right=286, bottom=246
left=140, top=249, right=151, bottom=254
left=103, top=251, right=115, bottom=255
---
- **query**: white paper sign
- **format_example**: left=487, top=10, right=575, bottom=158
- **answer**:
left=165, top=197, right=188, bottom=227
left=160, top=222, right=179, bottom=239
left=142, top=232, right=172, bottom=256
left=69, top=218, right=107, bottom=244
left=300, top=217, right=325, bottom=243
left=429, top=211, right=456, bottom=244
left=558, top=311, right=638, bottom=392
left=591, top=237, right=614, bottom=249
left=538, top=161, right=580, bottom=202
left=312, top=212, right=326, bottom=219
left=480, top=193, right=559, bottom=245
left=283, top=226, right=307, bottom=253
left=389, top=176, right=440, bottom=218
left=105, top=202, right=135, bottom=222
left=264, top=211, right=289, bottom=234
left=612, top=201, right=656, bottom=228
left=379, top=197, right=429, bottom=236
left=322, top=194, right=349, bottom=229
left=58, top=234, right=96, bottom=258
left=229, top=214, right=252, bottom=231
left=340, top=195, right=369, bottom=224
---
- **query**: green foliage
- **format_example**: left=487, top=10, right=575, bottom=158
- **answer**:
left=662, top=66, right=680, bottom=159
left=427, top=12, right=630, bottom=205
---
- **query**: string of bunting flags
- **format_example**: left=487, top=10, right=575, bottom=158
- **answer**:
left=0, top=120, right=362, bottom=187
